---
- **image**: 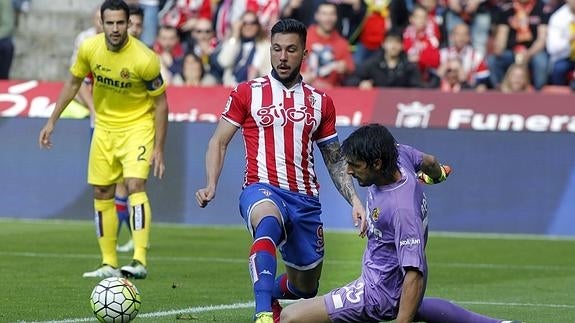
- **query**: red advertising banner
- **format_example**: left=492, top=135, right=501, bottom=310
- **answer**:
left=0, top=80, right=61, bottom=118
left=1, top=80, right=573, bottom=132
left=369, top=89, right=575, bottom=132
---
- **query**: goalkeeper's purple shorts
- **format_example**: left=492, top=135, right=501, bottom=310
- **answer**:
left=324, top=276, right=397, bottom=322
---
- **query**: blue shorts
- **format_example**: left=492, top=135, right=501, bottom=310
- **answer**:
left=239, top=183, right=324, bottom=270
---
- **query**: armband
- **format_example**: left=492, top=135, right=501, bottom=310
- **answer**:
left=418, top=165, right=451, bottom=184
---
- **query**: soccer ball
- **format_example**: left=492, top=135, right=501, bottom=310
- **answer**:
left=90, top=277, right=141, bottom=323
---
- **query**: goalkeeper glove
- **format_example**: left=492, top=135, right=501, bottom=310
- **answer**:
left=418, top=164, right=451, bottom=184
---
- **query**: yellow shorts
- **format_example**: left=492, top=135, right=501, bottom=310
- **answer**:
left=88, top=125, right=155, bottom=186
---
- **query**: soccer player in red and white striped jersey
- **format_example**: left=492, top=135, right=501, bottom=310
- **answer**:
left=221, top=64, right=337, bottom=196
left=196, top=18, right=366, bottom=323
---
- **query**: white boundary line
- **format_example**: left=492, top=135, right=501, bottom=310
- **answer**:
left=139, top=301, right=255, bottom=317
left=456, top=301, right=575, bottom=309
left=1, top=217, right=574, bottom=241
left=1, top=251, right=570, bottom=271
left=24, top=299, right=575, bottom=323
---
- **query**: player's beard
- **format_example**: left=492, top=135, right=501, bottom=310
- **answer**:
left=106, top=32, right=128, bottom=51
left=273, top=61, right=302, bottom=87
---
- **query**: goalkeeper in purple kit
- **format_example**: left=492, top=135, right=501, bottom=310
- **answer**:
left=280, top=124, right=523, bottom=323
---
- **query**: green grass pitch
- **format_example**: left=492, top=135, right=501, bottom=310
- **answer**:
left=0, top=218, right=573, bottom=322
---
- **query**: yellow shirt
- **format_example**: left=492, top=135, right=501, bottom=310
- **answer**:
left=70, top=34, right=166, bottom=130
left=570, top=21, right=575, bottom=60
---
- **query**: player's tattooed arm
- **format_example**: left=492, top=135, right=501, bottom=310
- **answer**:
left=321, top=140, right=367, bottom=237
left=320, top=141, right=358, bottom=206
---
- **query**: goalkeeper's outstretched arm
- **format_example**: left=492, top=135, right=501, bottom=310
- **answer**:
left=419, top=154, right=451, bottom=184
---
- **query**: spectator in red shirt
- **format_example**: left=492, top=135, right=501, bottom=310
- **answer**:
left=302, top=2, right=355, bottom=88
left=419, top=0, right=449, bottom=46
left=403, top=4, right=441, bottom=84
left=353, top=0, right=393, bottom=64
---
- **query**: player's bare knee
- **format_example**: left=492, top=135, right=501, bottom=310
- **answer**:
left=249, top=201, right=282, bottom=229
left=93, top=185, right=115, bottom=199
left=124, top=178, right=146, bottom=194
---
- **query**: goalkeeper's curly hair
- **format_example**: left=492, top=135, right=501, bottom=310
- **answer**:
left=341, top=124, right=399, bottom=180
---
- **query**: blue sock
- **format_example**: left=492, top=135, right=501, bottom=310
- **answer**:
left=249, top=216, right=282, bottom=314
left=115, top=195, right=130, bottom=234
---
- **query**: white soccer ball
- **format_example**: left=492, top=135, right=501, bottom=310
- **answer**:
left=90, top=277, right=141, bottom=323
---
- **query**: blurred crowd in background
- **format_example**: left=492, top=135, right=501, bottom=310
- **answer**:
left=2, top=0, right=575, bottom=94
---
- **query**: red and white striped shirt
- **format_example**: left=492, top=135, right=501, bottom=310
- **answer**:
left=222, top=74, right=338, bottom=197
left=439, top=45, right=490, bottom=85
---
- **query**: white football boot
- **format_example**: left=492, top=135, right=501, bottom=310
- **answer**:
left=120, top=260, right=147, bottom=279
left=82, top=265, right=122, bottom=278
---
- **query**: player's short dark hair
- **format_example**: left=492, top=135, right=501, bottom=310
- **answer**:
left=101, top=0, right=130, bottom=21
left=129, top=5, right=144, bottom=19
left=342, top=124, right=399, bottom=178
left=270, top=18, right=307, bottom=47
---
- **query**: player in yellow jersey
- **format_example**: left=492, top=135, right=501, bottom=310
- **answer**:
left=115, top=4, right=146, bottom=254
left=38, top=0, right=168, bottom=279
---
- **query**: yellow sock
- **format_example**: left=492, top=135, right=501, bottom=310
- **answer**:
left=94, top=198, right=118, bottom=268
left=129, top=192, right=151, bottom=266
